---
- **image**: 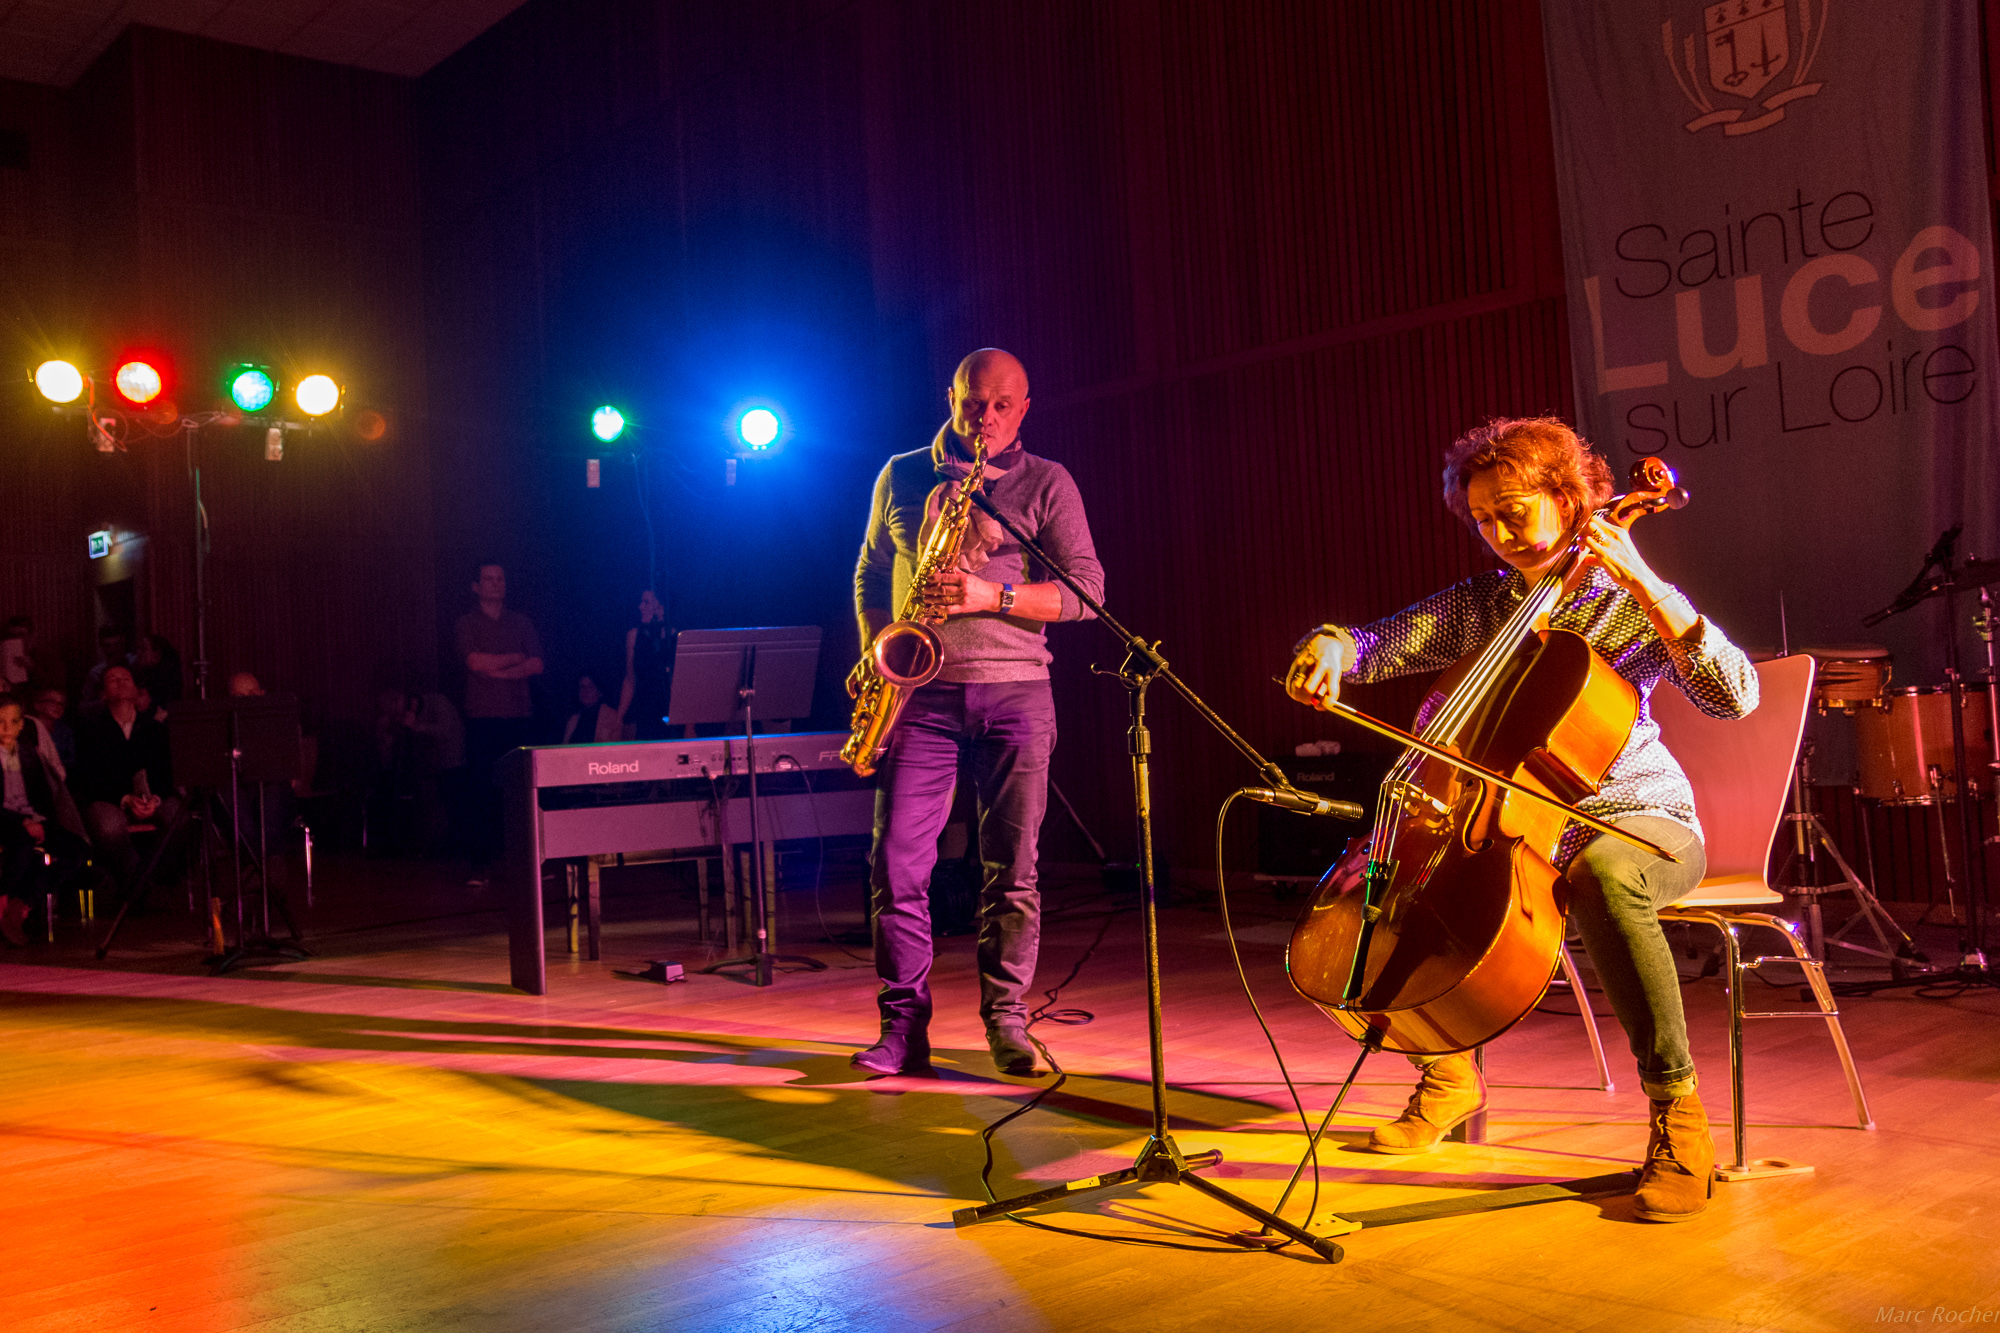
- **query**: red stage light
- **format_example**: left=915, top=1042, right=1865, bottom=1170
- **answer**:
left=112, top=359, right=163, bottom=405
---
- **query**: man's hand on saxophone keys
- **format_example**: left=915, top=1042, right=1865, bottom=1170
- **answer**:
left=925, top=567, right=998, bottom=617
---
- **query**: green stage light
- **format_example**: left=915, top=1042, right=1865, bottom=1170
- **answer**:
left=227, top=366, right=277, bottom=413
left=591, top=406, right=626, bottom=442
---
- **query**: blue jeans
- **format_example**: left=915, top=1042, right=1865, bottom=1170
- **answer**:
left=868, top=679, right=1057, bottom=1035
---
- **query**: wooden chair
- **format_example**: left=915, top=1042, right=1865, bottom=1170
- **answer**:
left=1650, top=652, right=1875, bottom=1181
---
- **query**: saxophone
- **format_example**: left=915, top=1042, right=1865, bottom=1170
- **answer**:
left=842, top=434, right=989, bottom=776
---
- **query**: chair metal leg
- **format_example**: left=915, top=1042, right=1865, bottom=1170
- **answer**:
left=565, top=861, right=580, bottom=955
left=585, top=857, right=602, bottom=961
left=1558, top=943, right=1614, bottom=1092
left=1732, top=911, right=1874, bottom=1132
left=1660, top=907, right=1833, bottom=1182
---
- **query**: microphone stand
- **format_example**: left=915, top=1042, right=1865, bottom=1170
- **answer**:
left=945, top=489, right=1351, bottom=1262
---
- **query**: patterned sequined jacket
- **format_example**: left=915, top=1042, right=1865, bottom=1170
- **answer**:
left=1319, top=566, right=1761, bottom=868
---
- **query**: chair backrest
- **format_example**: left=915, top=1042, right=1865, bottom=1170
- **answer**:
left=1649, top=653, right=1814, bottom=882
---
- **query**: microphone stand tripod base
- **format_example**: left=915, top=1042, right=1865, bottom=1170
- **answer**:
left=952, top=1137, right=1355, bottom=1257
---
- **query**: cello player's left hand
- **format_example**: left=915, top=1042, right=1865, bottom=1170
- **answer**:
left=1579, top=516, right=1669, bottom=602
left=1581, top=516, right=1700, bottom=637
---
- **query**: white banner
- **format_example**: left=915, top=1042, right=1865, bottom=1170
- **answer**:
left=1543, top=0, right=1999, bottom=686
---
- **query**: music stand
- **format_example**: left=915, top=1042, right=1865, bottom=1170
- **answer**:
left=96, top=695, right=308, bottom=971
left=671, top=627, right=822, bottom=986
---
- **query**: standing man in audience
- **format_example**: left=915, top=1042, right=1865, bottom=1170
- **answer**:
left=455, top=561, right=542, bottom=886
left=850, top=348, right=1103, bottom=1077
left=69, top=665, right=177, bottom=893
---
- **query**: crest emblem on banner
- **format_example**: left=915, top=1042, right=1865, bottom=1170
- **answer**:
left=1663, top=0, right=1828, bottom=136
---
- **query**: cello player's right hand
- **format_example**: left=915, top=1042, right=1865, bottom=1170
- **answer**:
left=1286, top=633, right=1345, bottom=711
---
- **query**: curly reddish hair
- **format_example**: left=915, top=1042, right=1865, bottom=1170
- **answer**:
left=1441, top=416, right=1613, bottom=529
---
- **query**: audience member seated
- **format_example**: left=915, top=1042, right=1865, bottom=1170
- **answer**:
left=70, top=665, right=177, bottom=891
left=0, top=696, right=91, bottom=946
left=215, top=670, right=300, bottom=867
left=562, top=674, right=623, bottom=744
left=133, top=682, right=169, bottom=725
left=1, top=616, right=33, bottom=690
left=30, top=687, right=75, bottom=773
left=133, top=633, right=185, bottom=707
left=80, top=626, right=133, bottom=709
left=371, top=677, right=465, bottom=856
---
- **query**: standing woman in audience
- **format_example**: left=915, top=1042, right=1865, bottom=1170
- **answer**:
left=619, top=589, right=674, bottom=740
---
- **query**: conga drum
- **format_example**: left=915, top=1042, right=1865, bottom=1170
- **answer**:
left=1854, top=686, right=1994, bottom=804
left=1803, top=644, right=1891, bottom=714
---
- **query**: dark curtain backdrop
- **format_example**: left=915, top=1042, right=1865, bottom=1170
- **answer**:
left=6, top=1, right=1999, bottom=884
left=413, top=0, right=1570, bottom=871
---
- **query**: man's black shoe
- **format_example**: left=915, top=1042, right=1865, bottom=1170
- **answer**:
left=986, top=1025, right=1040, bottom=1076
left=851, top=1032, right=930, bottom=1075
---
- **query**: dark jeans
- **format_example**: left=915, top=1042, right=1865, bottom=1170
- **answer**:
left=1411, top=816, right=1705, bottom=1098
left=868, top=679, right=1057, bottom=1035
left=465, top=717, right=536, bottom=870
left=83, top=798, right=184, bottom=888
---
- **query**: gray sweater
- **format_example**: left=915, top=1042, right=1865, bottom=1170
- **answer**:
left=854, top=435, right=1103, bottom=683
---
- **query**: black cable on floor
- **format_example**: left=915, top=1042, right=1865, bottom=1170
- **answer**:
left=796, top=765, right=873, bottom=966
left=1211, top=791, right=1323, bottom=1244
left=970, top=890, right=1266, bottom=1253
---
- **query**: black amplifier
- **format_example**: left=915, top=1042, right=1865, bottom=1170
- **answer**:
left=1255, top=750, right=1393, bottom=878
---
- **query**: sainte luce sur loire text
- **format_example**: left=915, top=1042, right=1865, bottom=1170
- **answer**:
left=1582, top=186, right=1988, bottom=451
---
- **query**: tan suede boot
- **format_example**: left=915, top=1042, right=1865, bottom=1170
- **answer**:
left=1367, top=1053, right=1487, bottom=1154
left=1633, top=1092, right=1716, bottom=1222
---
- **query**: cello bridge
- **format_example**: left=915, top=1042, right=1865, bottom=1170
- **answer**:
left=1383, top=779, right=1449, bottom=818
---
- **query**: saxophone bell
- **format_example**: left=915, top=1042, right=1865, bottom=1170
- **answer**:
left=870, top=619, right=945, bottom=689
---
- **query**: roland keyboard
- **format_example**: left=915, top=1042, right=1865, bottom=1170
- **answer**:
left=503, top=732, right=874, bottom=993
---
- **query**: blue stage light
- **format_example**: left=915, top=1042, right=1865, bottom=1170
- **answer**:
left=737, top=407, right=779, bottom=450
left=591, top=405, right=626, bottom=442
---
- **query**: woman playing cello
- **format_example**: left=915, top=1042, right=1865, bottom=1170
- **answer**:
left=1285, top=416, right=1759, bottom=1222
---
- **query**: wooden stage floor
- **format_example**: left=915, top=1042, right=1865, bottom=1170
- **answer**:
left=5, top=856, right=1999, bottom=1332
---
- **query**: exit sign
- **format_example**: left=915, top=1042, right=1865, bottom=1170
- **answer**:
left=88, top=530, right=111, bottom=559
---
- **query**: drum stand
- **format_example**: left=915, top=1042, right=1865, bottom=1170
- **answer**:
left=1777, top=737, right=1918, bottom=970
left=1979, top=590, right=2000, bottom=856
left=1838, top=532, right=1999, bottom=996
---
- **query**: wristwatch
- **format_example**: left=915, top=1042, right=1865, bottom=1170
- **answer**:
left=997, top=582, right=1016, bottom=615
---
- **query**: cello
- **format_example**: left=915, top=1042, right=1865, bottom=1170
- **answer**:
left=1286, top=457, right=1690, bottom=1056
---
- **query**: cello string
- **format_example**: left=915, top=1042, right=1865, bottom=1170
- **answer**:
left=1362, top=519, right=1583, bottom=896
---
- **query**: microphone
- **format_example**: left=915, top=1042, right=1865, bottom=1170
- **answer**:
left=1238, top=786, right=1365, bottom=821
